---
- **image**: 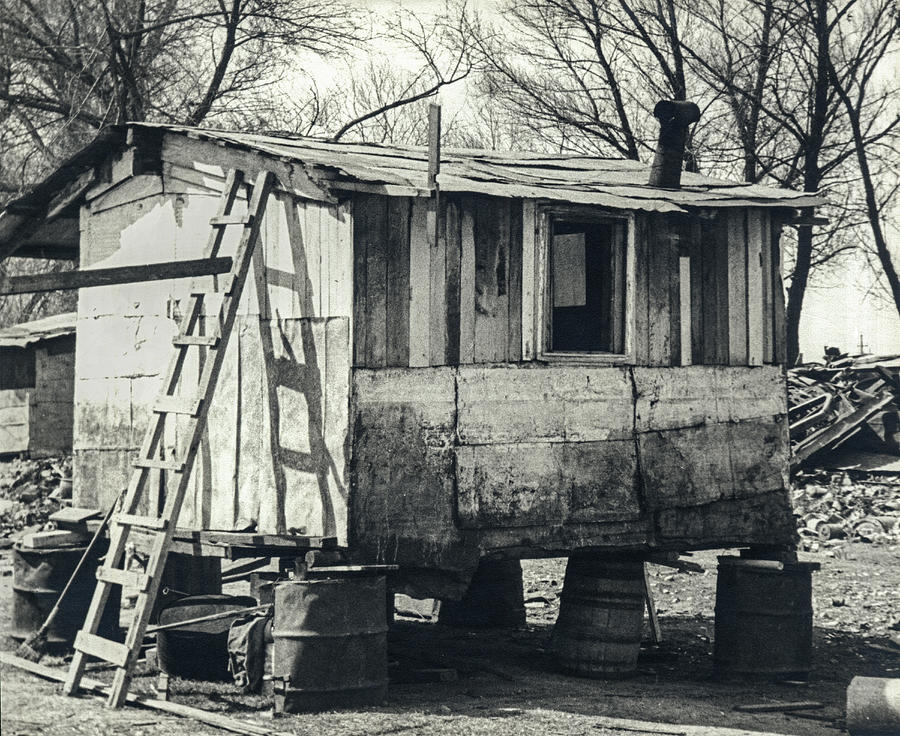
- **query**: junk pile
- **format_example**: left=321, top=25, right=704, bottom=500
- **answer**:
left=792, top=470, right=900, bottom=552
left=789, top=351, right=900, bottom=472
left=789, top=351, right=900, bottom=553
left=0, top=456, right=71, bottom=544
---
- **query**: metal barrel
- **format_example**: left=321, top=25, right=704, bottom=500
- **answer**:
left=273, top=575, right=388, bottom=712
left=439, top=558, right=525, bottom=628
left=12, top=542, right=120, bottom=649
left=156, top=593, right=258, bottom=681
left=713, top=556, right=818, bottom=678
left=551, top=553, right=645, bottom=678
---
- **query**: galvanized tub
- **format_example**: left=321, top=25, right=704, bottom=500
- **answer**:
left=273, top=575, right=388, bottom=712
left=12, top=542, right=120, bottom=649
left=439, top=558, right=525, bottom=628
left=157, top=593, right=258, bottom=681
left=551, top=553, right=645, bottom=678
left=714, top=556, right=819, bottom=678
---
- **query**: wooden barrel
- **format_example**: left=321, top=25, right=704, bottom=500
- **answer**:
left=551, top=554, right=645, bottom=678
left=439, top=559, right=525, bottom=628
left=714, top=556, right=818, bottom=678
left=273, top=575, right=388, bottom=712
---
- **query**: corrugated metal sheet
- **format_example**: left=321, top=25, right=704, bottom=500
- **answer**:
left=0, top=312, right=76, bottom=347
left=140, top=123, right=826, bottom=212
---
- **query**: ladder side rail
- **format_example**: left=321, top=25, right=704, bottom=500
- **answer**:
left=203, top=170, right=244, bottom=261
left=105, top=170, right=276, bottom=707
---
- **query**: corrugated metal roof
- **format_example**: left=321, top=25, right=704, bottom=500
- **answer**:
left=140, top=123, right=826, bottom=213
left=0, top=312, right=76, bottom=348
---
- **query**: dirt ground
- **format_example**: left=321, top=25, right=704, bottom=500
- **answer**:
left=1, top=542, right=898, bottom=736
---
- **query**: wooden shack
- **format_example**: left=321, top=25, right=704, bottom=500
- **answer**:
left=0, top=312, right=76, bottom=457
left=0, top=122, right=824, bottom=595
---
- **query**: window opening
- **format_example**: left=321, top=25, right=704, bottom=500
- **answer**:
left=549, top=218, right=626, bottom=353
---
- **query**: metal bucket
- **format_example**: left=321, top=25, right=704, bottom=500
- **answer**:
left=156, top=593, right=258, bottom=681
left=273, top=575, right=388, bottom=712
left=714, top=556, right=818, bottom=678
left=439, top=558, right=525, bottom=628
left=551, top=553, right=644, bottom=678
left=12, top=542, right=120, bottom=649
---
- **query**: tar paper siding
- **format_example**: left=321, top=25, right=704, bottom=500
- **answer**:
left=72, top=148, right=352, bottom=540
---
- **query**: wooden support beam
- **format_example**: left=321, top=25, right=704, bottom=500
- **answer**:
left=643, top=563, right=662, bottom=645
left=0, top=256, right=233, bottom=295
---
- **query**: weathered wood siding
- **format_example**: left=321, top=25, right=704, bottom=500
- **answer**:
left=353, top=194, right=523, bottom=367
left=353, top=196, right=786, bottom=369
left=629, top=209, right=784, bottom=366
left=0, top=338, right=74, bottom=456
left=73, top=143, right=352, bottom=539
left=0, top=389, right=30, bottom=454
left=350, top=364, right=795, bottom=579
left=30, top=337, right=75, bottom=455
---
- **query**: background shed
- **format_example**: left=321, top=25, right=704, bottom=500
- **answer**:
left=0, top=312, right=76, bottom=457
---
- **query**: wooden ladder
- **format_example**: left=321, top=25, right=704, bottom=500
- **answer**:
left=63, top=169, right=275, bottom=707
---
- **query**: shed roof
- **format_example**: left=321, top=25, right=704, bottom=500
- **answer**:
left=0, top=311, right=76, bottom=348
left=147, top=123, right=825, bottom=212
left=0, top=122, right=826, bottom=260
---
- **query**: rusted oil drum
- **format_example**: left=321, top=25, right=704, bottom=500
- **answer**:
left=714, top=556, right=819, bottom=678
left=12, top=542, right=120, bottom=649
left=157, top=593, right=258, bottom=681
left=273, top=575, right=388, bottom=712
left=439, top=558, right=525, bottom=628
left=551, top=553, right=645, bottom=678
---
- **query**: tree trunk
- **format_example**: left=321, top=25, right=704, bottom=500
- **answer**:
left=785, top=217, right=814, bottom=365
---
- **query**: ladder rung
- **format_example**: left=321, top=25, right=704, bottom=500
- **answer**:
left=173, top=334, right=220, bottom=347
left=153, top=395, right=202, bottom=416
left=74, top=631, right=131, bottom=668
left=209, top=213, right=253, bottom=226
left=114, top=512, right=169, bottom=531
left=96, top=566, right=152, bottom=592
left=133, top=458, right=185, bottom=473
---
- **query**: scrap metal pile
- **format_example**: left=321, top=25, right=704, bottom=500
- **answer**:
left=789, top=350, right=900, bottom=552
left=792, top=471, right=900, bottom=551
left=789, top=351, right=900, bottom=472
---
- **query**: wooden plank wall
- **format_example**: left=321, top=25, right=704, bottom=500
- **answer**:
left=353, top=193, right=523, bottom=367
left=641, top=208, right=783, bottom=367
left=353, top=195, right=787, bottom=370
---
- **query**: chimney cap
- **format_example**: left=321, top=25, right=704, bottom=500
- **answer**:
left=653, top=100, right=701, bottom=126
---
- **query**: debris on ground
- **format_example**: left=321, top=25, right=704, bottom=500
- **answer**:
left=789, top=351, right=900, bottom=472
left=792, top=470, right=900, bottom=552
left=0, top=456, right=71, bottom=543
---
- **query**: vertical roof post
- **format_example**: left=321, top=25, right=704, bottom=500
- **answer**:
left=427, top=104, right=442, bottom=192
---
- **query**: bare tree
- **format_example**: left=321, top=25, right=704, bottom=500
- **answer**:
left=328, top=6, right=473, bottom=143
left=0, top=0, right=362, bottom=195
left=823, top=0, right=900, bottom=316
left=458, top=0, right=703, bottom=160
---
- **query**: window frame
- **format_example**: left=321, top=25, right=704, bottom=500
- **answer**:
left=536, top=205, right=635, bottom=364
